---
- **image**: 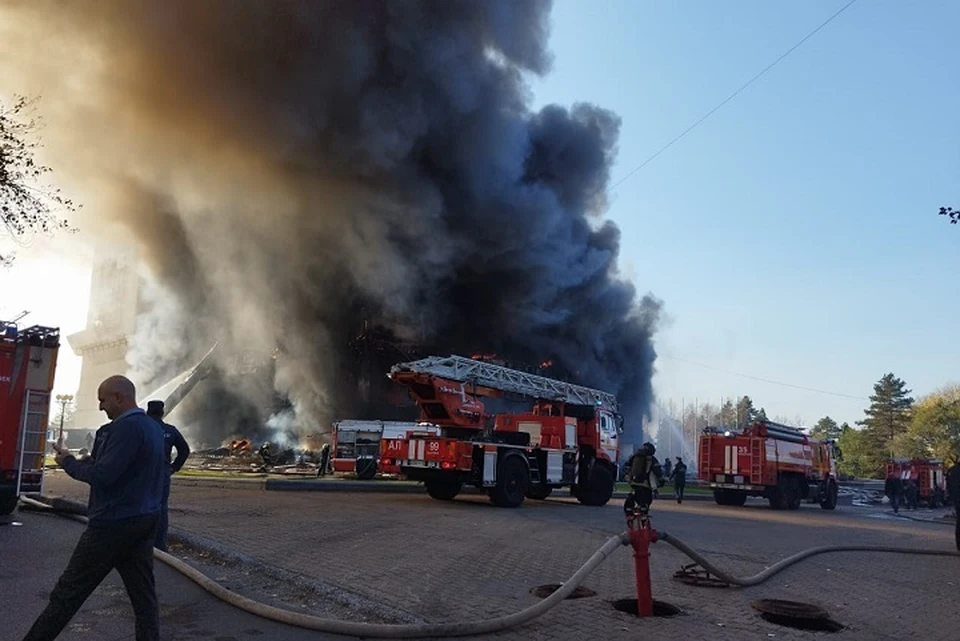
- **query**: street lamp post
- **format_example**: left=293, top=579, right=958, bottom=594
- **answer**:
left=55, top=393, right=74, bottom=443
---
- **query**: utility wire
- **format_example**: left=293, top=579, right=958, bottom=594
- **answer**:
left=659, top=352, right=868, bottom=401
left=610, top=0, right=859, bottom=190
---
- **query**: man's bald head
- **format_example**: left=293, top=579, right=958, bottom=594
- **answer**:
left=97, top=375, right=138, bottom=420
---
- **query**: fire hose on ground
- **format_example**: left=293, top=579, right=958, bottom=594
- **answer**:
left=17, top=496, right=960, bottom=639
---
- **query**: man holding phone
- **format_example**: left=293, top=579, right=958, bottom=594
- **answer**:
left=23, top=375, right=165, bottom=641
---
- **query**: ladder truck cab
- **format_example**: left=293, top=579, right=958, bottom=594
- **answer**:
left=379, top=355, right=624, bottom=508
left=697, top=420, right=840, bottom=511
left=0, top=323, right=60, bottom=515
left=331, top=420, right=439, bottom=480
left=886, top=458, right=947, bottom=508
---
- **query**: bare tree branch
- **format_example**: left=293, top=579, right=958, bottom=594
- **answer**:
left=1, top=95, right=79, bottom=265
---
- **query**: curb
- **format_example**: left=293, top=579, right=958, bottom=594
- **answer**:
left=209, top=476, right=713, bottom=501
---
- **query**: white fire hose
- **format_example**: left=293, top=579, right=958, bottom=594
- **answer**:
left=18, top=496, right=960, bottom=638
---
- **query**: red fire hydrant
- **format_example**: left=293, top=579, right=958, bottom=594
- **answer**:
left=626, top=512, right=658, bottom=617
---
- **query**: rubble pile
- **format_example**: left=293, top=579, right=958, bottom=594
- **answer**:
left=186, top=434, right=327, bottom=476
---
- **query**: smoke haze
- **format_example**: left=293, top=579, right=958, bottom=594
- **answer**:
left=0, top=0, right=660, bottom=445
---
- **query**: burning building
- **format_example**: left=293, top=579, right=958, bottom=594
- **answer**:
left=0, top=0, right=661, bottom=448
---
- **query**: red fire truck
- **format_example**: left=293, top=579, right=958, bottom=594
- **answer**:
left=886, top=457, right=947, bottom=507
left=378, top=355, right=623, bottom=508
left=0, top=322, right=60, bottom=515
left=331, top=420, right=439, bottom=479
left=698, top=421, right=840, bottom=510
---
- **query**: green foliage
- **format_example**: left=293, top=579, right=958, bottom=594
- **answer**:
left=902, top=384, right=960, bottom=462
left=836, top=425, right=878, bottom=479
left=856, top=373, right=914, bottom=475
left=811, top=415, right=841, bottom=441
left=735, top=395, right=756, bottom=429
left=0, top=95, right=77, bottom=265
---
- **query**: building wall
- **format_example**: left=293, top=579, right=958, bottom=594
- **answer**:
left=67, top=245, right=142, bottom=429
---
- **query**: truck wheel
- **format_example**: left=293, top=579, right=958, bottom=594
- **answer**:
left=768, top=478, right=787, bottom=510
left=714, top=489, right=730, bottom=505
left=785, top=477, right=802, bottom=510
left=0, top=494, right=17, bottom=516
left=490, top=454, right=529, bottom=508
left=820, top=481, right=838, bottom=510
left=575, top=463, right=614, bottom=506
left=526, top=484, right=553, bottom=500
left=729, top=491, right=747, bottom=507
left=425, top=479, right=463, bottom=501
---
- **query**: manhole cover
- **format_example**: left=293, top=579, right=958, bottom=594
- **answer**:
left=752, top=599, right=844, bottom=633
left=611, top=598, right=682, bottom=617
left=530, top=584, right=596, bottom=599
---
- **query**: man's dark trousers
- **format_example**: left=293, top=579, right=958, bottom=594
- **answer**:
left=954, top=498, right=960, bottom=551
left=674, top=479, right=686, bottom=503
left=23, top=514, right=159, bottom=641
left=155, top=471, right=171, bottom=551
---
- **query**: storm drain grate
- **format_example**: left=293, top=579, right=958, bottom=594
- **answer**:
left=611, top=598, right=682, bottom=617
left=752, top=599, right=844, bottom=632
left=530, top=584, right=596, bottom=599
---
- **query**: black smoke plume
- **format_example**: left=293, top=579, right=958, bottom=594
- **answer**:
left=0, top=0, right=660, bottom=446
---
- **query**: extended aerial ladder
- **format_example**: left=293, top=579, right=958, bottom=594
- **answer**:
left=381, top=354, right=623, bottom=508
left=389, top=355, right=618, bottom=411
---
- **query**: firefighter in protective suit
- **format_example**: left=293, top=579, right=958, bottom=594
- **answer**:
left=623, top=442, right=664, bottom=519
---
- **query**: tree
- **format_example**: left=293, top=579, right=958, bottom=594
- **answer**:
left=811, top=416, right=841, bottom=441
left=735, top=395, right=756, bottom=429
left=1, top=95, right=77, bottom=265
left=902, top=384, right=960, bottom=462
left=719, top=399, right=736, bottom=429
left=857, top=373, right=914, bottom=475
left=836, top=426, right=876, bottom=479
left=940, top=206, right=958, bottom=225
left=755, top=407, right=769, bottom=422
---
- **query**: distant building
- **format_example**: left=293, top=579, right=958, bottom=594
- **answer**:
left=66, top=244, right=142, bottom=429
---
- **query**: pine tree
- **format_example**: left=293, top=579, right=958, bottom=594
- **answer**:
left=735, top=396, right=756, bottom=429
left=811, top=416, right=841, bottom=441
left=857, top=373, right=914, bottom=474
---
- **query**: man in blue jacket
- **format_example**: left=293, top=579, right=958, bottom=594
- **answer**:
left=146, top=399, right=190, bottom=551
left=23, top=375, right=165, bottom=641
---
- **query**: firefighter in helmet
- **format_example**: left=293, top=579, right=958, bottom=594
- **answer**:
left=623, top=442, right=664, bottom=519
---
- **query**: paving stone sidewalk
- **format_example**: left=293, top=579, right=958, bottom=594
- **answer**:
left=41, top=472, right=960, bottom=641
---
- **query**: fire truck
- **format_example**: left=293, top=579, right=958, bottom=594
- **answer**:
left=331, top=419, right=439, bottom=479
left=0, top=322, right=60, bottom=515
left=886, top=457, right=947, bottom=507
left=378, top=355, right=623, bottom=508
left=697, top=420, right=840, bottom=510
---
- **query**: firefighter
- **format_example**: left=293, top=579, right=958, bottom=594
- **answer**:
left=317, top=442, right=331, bottom=477
left=146, top=400, right=190, bottom=551
left=623, top=442, right=664, bottom=519
left=885, top=473, right=903, bottom=514
left=904, top=476, right=919, bottom=511
left=948, top=459, right=960, bottom=551
left=671, top=456, right=688, bottom=504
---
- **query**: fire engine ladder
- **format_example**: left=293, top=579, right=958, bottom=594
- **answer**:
left=749, top=437, right=763, bottom=485
left=698, top=436, right=711, bottom=476
left=17, top=390, right=51, bottom=496
left=390, top=355, right=619, bottom=410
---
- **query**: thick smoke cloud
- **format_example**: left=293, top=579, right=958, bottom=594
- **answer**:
left=0, top=0, right=660, bottom=445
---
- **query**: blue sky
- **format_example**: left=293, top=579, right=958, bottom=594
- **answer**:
left=529, top=0, right=959, bottom=426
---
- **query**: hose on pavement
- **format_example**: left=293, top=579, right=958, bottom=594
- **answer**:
left=656, top=530, right=960, bottom=587
left=18, top=496, right=960, bottom=637
left=18, top=495, right=628, bottom=638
